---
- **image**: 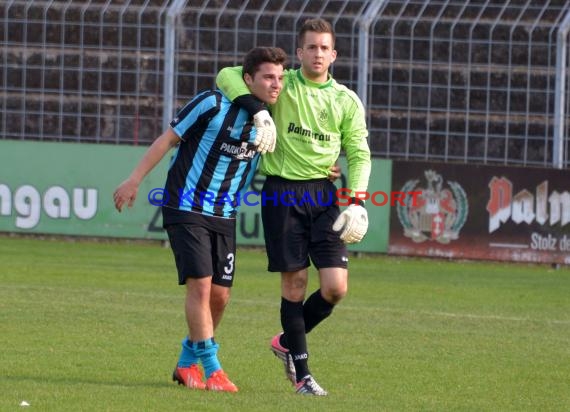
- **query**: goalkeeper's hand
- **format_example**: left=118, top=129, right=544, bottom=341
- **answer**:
left=332, top=204, right=369, bottom=244
left=253, top=110, right=277, bottom=154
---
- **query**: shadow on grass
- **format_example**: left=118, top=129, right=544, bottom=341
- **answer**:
left=3, top=373, right=177, bottom=390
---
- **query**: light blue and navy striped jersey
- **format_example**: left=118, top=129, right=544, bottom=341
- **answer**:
left=162, top=89, right=260, bottom=221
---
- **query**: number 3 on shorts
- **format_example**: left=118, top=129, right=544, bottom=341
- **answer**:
left=224, top=253, right=235, bottom=275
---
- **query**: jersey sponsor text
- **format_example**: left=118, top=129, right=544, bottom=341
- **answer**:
left=287, top=122, right=331, bottom=142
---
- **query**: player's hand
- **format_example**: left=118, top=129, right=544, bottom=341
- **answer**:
left=328, top=164, right=341, bottom=182
left=252, top=110, right=277, bottom=154
left=332, top=204, right=368, bottom=243
left=113, top=179, right=138, bottom=212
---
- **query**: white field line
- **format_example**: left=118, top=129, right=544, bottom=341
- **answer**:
left=229, top=298, right=570, bottom=326
left=5, top=285, right=570, bottom=326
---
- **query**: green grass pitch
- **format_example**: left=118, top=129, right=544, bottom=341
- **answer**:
left=2, top=235, right=570, bottom=411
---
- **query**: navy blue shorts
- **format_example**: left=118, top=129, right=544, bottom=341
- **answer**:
left=261, top=176, right=348, bottom=272
left=165, top=215, right=236, bottom=287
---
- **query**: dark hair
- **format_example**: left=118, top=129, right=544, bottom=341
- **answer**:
left=297, top=18, right=335, bottom=47
left=242, top=47, right=288, bottom=78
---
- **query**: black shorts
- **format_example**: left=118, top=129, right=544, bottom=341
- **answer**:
left=165, top=213, right=236, bottom=287
left=261, top=176, right=348, bottom=272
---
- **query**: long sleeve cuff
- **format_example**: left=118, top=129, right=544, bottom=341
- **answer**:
left=234, top=95, right=266, bottom=116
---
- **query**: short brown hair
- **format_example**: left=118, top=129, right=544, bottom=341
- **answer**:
left=298, top=18, right=336, bottom=47
left=242, top=47, right=288, bottom=78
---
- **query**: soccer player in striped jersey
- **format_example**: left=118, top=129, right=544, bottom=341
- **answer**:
left=216, top=18, right=371, bottom=395
left=113, top=47, right=287, bottom=392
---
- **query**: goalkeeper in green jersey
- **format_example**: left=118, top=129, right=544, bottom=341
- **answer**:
left=216, top=18, right=371, bottom=395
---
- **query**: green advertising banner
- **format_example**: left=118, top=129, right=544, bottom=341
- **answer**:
left=0, top=140, right=168, bottom=239
left=0, top=140, right=391, bottom=252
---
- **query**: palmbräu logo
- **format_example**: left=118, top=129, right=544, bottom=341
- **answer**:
left=397, top=170, right=468, bottom=244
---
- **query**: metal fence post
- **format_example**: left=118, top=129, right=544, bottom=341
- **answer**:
left=162, top=0, right=188, bottom=132
left=357, top=0, right=388, bottom=107
left=553, top=9, right=570, bottom=169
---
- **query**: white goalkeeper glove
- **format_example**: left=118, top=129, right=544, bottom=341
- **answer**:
left=253, top=110, right=277, bottom=154
left=332, top=204, right=369, bottom=244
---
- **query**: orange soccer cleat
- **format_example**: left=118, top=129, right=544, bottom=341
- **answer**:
left=205, top=370, right=238, bottom=393
left=172, top=365, right=206, bottom=390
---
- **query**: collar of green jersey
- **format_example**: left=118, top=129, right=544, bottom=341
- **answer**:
left=296, top=69, right=333, bottom=89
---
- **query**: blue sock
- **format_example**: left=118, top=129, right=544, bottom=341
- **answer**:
left=177, top=336, right=199, bottom=368
left=194, top=338, right=221, bottom=378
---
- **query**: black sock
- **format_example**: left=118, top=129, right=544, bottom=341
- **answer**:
left=303, top=289, right=334, bottom=333
left=280, top=289, right=335, bottom=345
left=280, top=297, right=310, bottom=381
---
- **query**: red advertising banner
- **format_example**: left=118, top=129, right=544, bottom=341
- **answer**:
left=389, top=161, right=570, bottom=265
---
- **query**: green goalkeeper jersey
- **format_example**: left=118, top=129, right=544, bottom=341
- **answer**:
left=216, top=67, right=371, bottom=194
